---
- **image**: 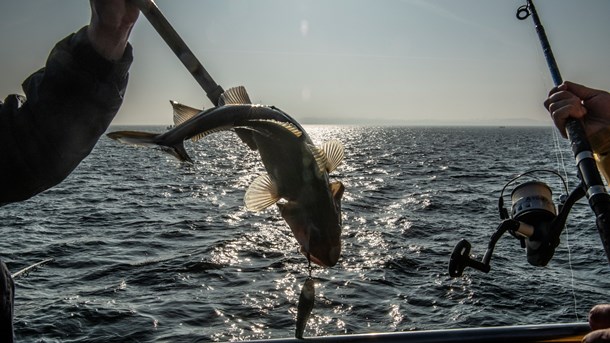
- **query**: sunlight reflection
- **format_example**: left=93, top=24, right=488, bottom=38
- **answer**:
left=276, top=273, right=298, bottom=301
left=389, top=303, right=404, bottom=329
left=241, top=291, right=280, bottom=315
left=211, top=244, right=242, bottom=266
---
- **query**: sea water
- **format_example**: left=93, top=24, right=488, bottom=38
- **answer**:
left=2, top=126, right=609, bottom=342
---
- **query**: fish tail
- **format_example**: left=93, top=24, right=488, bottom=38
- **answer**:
left=106, top=131, right=193, bottom=163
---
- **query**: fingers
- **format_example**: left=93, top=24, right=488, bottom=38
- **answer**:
left=90, top=0, right=139, bottom=28
left=564, top=81, right=603, bottom=101
left=582, top=328, right=610, bottom=343
left=544, top=86, right=587, bottom=137
left=547, top=82, right=568, bottom=97
left=545, top=93, right=587, bottom=119
left=590, top=304, right=610, bottom=331
left=582, top=305, right=610, bottom=343
left=88, top=0, right=139, bottom=61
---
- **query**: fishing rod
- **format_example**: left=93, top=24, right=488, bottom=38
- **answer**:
left=449, top=1, right=610, bottom=277
left=11, top=258, right=53, bottom=279
left=130, top=0, right=224, bottom=106
left=516, top=0, right=610, bottom=266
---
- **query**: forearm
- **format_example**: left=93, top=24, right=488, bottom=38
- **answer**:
left=0, top=27, right=133, bottom=205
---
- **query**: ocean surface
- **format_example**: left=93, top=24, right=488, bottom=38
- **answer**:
left=2, top=126, right=610, bottom=342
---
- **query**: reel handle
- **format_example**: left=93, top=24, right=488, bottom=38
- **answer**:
left=449, top=239, right=490, bottom=277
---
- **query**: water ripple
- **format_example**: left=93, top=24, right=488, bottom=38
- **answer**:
left=3, top=126, right=607, bottom=341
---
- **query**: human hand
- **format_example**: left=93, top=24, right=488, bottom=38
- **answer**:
left=582, top=304, right=610, bottom=343
left=544, top=81, right=610, bottom=139
left=87, top=0, right=140, bottom=61
left=583, top=328, right=610, bottom=343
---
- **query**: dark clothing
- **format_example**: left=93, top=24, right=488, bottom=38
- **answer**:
left=0, top=26, right=133, bottom=205
left=0, top=27, right=132, bottom=340
left=0, top=261, right=15, bottom=343
left=0, top=262, right=14, bottom=343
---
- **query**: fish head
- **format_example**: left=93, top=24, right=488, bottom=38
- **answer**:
left=278, top=180, right=345, bottom=267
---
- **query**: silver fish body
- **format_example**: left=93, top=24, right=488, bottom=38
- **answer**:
left=107, top=87, right=345, bottom=267
left=295, top=277, right=315, bottom=339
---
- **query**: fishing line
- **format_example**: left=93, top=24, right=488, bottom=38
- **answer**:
left=514, top=24, right=579, bottom=316
left=527, top=13, right=580, bottom=317
left=541, top=48, right=582, bottom=321
left=552, top=127, right=579, bottom=321
left=539, top=59, right=581, bottom=321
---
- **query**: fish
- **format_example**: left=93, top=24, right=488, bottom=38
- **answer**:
left=295, top=277, right=315, bottom=339
left=107, top=86, right=345, bottom=267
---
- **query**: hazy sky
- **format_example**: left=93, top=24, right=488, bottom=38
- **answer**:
left=1, top=0, right=609, bottom=125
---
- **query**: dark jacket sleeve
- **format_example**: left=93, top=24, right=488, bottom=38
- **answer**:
left=0, top=26, right=133, bottom=205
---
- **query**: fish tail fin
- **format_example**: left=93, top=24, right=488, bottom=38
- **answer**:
left=106, top=131, right=193, bottom=163
left=162, top=142, right=192, bottom=163
left=106, top=131, right=158, bottom=145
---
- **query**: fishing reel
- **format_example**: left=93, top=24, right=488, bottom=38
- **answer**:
left=449, top=170, right=587, bottom=277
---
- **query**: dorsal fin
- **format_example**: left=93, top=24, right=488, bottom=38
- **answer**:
left=320, top=140, right=344, bottom=173
left=170, top=100, right=201, bottom=126
left=244, top=174, right=280, bottom=211
left=246, top=119, right=303, bottom=138
left=218, top=86, right=252, bottom=105
left=218, top=86, right=255, bottom=148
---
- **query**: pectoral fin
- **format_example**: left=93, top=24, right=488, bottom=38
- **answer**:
left=309, top=145, right=328, bottom=175
left=321, top=140, right=344, bottom=173
left=310, top=140, right=344, bottom=175
left=244, top=174, right=280, bottom=211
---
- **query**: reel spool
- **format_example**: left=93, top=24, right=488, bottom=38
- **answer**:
left=510, top=180, right=559, bottom=266
left=511, top=181, right=556, bottom=224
